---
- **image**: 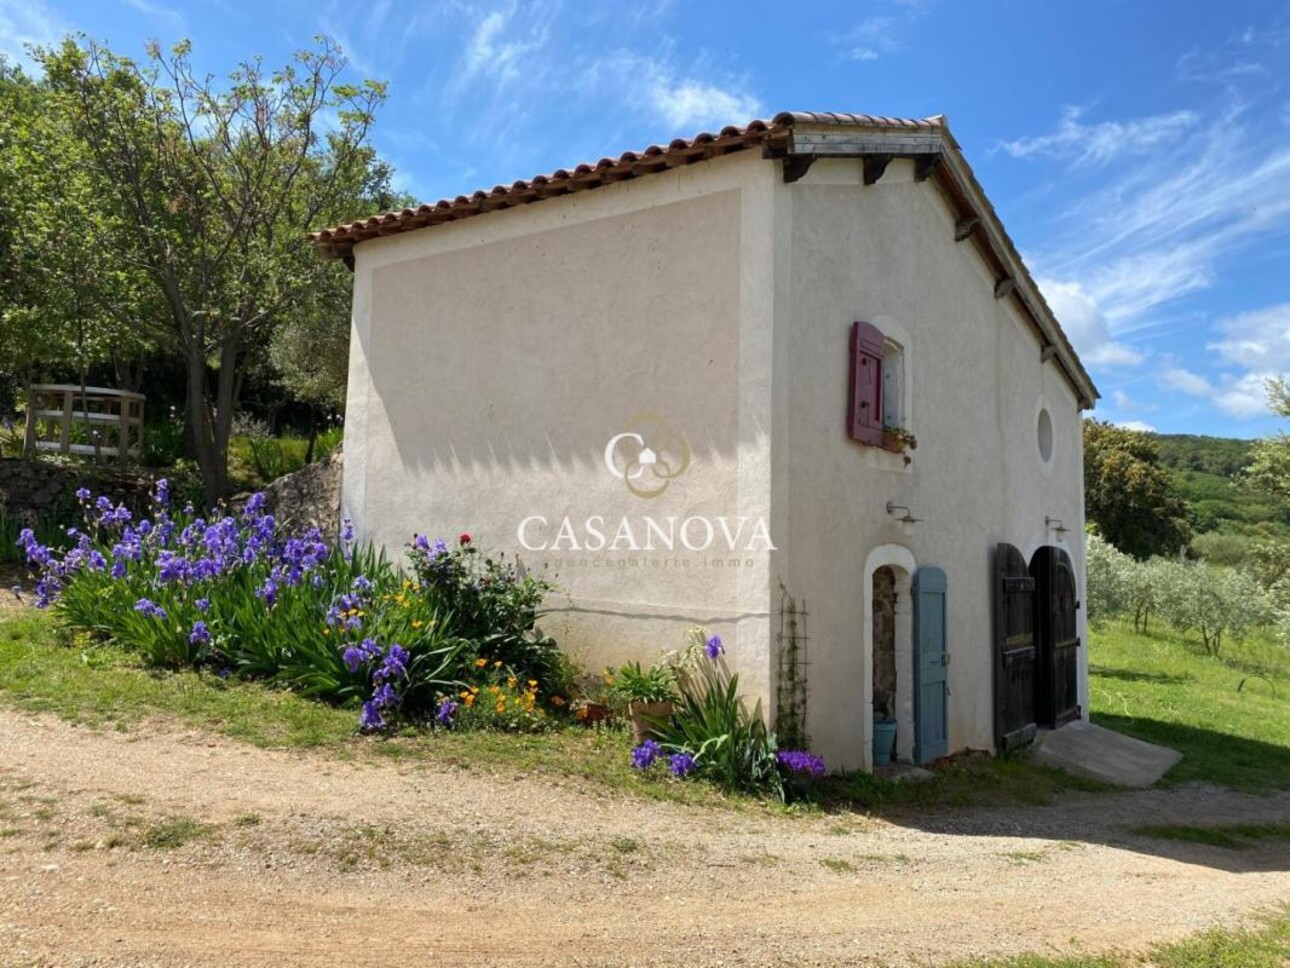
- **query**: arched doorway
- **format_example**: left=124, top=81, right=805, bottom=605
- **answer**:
left=863, top=545, right=915, bottom=768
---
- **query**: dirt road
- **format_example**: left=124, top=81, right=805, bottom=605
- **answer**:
left=0, top=710, right=1287, bottom=967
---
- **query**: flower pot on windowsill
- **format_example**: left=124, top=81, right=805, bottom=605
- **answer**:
left=881, top=429, right=917, bottom=464
left=628, top=700, right=674, bottom=744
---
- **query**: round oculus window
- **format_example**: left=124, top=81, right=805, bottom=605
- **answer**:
left=1037, top=407, right=1054, bottom=463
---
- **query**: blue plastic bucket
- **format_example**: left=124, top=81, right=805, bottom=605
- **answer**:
left=873, top=718, right=897, bottom=766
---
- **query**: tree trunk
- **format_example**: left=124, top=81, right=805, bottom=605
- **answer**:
left=304, top=405, right=318, bottom=464
left=184, top=345, right=225, bottom=506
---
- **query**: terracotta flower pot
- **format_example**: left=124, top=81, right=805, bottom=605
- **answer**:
left=628, top=700, right=673, bottom=744
left=576, top=701, right=611, bottom=726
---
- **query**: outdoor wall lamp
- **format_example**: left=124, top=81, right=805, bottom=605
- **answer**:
left=882, top=503, right=923, bottom=534
left=1045, top=516, right=1069, bottom=535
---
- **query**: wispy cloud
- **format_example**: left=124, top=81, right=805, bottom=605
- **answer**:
left=0, top=0, right=68, bottom=70
left=839, top=1, right=929, bottom=62
left=1007, top=40, right=1290, bottom=421
left=998, top=105, right=1198, bottom=168
left=119, top=0, right=185, bottom=33
left=462, top=6, right=550, bottom=86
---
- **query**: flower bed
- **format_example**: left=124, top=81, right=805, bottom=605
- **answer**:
left=17, top=482, right=568, bottom=732
left=624, top=628, right=827, bottom=802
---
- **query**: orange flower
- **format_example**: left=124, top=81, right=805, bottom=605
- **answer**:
left=550, top=695, right=566, bottom=707
left=464, top=694, right=475, bottom=707
left=575, top=706, right=588, bottom=720
left=475, top=658, right=488, bottom=668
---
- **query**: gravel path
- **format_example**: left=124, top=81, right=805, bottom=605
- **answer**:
left=0, top=710, right=1287, bottom=967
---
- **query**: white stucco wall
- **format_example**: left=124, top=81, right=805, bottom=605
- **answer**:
left=774, top=157, right=1088, bottom=772
left=343, top=152, right=780, bottom=709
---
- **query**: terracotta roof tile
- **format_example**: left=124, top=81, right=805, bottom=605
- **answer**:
left=310, top=112, right=946, bottom=256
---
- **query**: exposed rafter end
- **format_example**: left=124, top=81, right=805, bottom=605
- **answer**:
left=1040, top=345, right=1057, bottom=363
left=913, top=154, right=941, bottom=182
left=781, top=154, right=817, bottom=184
left=863, top=154, right=893, bottom=186
left=994, top=276, right=1017, bottom=299
left=954, top=215, right=980, bottom=242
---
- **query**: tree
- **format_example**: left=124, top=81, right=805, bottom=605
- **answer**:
left=1245, top=377, right=1290, bottom=500
left=0, top=58, right=155, bottom=388
left=1156, top=558, right=1269, bottom=657
left=38, top=37, right=386, bottom=502
left=268, top=155, right=410, bottom=461
left=1084, top=419, right=1192, bottom=559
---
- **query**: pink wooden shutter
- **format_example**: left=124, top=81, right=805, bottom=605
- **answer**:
left=848, top=321, right=885, bottom=444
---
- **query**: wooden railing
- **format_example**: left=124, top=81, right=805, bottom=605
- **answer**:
left=22, top=384, right=145, bottom=464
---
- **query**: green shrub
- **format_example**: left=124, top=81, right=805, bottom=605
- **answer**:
left=407, top=534, right=566, bottom=693
left=608, top=660, right=677, bottom=704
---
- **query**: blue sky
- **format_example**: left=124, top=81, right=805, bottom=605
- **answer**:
left=3, top=0, right=1289, bottom=439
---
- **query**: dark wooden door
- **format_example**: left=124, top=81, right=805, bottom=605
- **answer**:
left=1031, top=546, right=1081, bottom=728
left=994, top=543, right=1037, bottom=751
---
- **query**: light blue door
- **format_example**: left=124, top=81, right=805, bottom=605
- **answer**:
left=913, top=566, right=949, bottom=764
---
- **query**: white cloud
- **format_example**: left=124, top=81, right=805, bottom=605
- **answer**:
left=1208, top=302, right=1290, bottom=371
left=648, top=79, right=759, bottom=129
left=1158, top=364, right=1273, bottom=418
left=1114, top=419, right=1157, bottom=433
left=1038, top=277, right=1145, bottom=367
left=0, top=0, right=67, bottom=70
left=1161, top=366, right=1213, bottom=397
left=999, top=106, right=1198, bottom=168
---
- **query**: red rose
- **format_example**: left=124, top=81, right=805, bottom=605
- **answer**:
left=458, top=532, right=472, bottom=545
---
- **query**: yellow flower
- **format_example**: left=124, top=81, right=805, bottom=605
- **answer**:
left=527, top=680, right=538, bottom=689
left=475, top=658, right=488, bottom=668
left=321, top=627, right=330, bottom=636
left=469, top=686, right=479, bottom=695
left=412, top=620, right=423, bottom=629
left=459, top=691, right=470, bottom=700
left=507, top=677, right=518, bottom=690
left=493, top=661, right=503, bottom=669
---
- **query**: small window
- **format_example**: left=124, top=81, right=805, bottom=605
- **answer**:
left=882, top=340, right=905, bottom=430
left=1037, top=407, right=1054, bottom=463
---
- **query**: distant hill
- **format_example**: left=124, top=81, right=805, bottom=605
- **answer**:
left=1152, top=433, right=1289, bottom=539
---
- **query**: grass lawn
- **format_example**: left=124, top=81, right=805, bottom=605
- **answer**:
left=958, top=906, right=1290, bottom=968
left=1088, top=620, right=1290, bottom=793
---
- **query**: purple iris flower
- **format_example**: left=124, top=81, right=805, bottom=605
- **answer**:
left=775, top=750, right=826, bottom=776
left=342, top=647, right=366, bottom=673
left=631, top=739, right=662, bottom=770
left=435, top=698, right=457, bottom=727
left=134, top=598, right=167, bottom=620
left=705, top=635, right=724, bottom=660
left=75, top=487, right=91, bottom=502
left=359, top=700, right=384, bottom=731
left=189, top=621, right=211, bottom=645
left=195, top=598, right=210, bottom=612
left=153, top=479, right=170, bottom=506
left=668, top=753, right=696, bottom=778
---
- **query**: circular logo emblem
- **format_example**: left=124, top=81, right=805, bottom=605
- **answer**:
left=603, top=413, right=691, bottom=500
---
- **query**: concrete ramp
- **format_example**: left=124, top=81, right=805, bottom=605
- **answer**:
left=1032, top=720, right=1181, bottom=788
